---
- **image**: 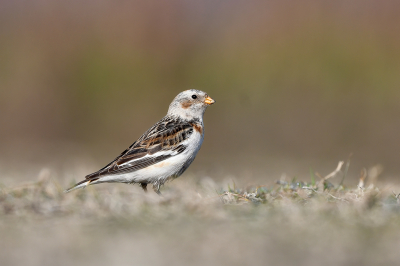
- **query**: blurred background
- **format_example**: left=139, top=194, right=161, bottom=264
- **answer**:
left=1, top=0, right=400, bottom=185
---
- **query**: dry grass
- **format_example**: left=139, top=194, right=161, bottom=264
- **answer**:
left=1, top=162, right=400, bottom=266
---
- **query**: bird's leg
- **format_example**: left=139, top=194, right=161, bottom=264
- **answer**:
left=140, top=183, right=148, bottom=192
left=153, top=183, right=162, bottom=196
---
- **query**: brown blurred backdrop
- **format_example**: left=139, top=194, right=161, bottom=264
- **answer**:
left=1, top=0, right=400, bottom=184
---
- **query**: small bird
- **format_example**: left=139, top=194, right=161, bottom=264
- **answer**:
left=65, top=89, right=215, bottom=194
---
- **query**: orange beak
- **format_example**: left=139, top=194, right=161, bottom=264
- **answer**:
left=204, top=96, right=215, bottom=105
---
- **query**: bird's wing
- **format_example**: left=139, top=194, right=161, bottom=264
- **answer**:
left=85, top=117, right=195, bottom=179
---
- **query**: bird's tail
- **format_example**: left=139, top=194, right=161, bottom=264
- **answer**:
left=64, top=179, right=96, bottom=193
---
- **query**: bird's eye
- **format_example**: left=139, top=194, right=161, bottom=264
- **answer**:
left=191, top=95, right=197, bottom=99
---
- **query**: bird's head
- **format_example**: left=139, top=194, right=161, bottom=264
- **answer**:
left=167, top=89, right=215, bottom=120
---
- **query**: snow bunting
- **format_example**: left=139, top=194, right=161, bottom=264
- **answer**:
left=66, top=90, right=215, bottom=194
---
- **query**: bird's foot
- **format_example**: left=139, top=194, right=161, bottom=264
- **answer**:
left=153, top=183, right=162, bottom=196
left=140, top=183, right=148, bottom=192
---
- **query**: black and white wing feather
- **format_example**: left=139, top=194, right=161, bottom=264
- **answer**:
left=84, top=116, right=195, bottom=181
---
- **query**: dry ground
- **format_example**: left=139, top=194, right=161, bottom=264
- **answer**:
left=1, top=162, right=400, bottom=266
